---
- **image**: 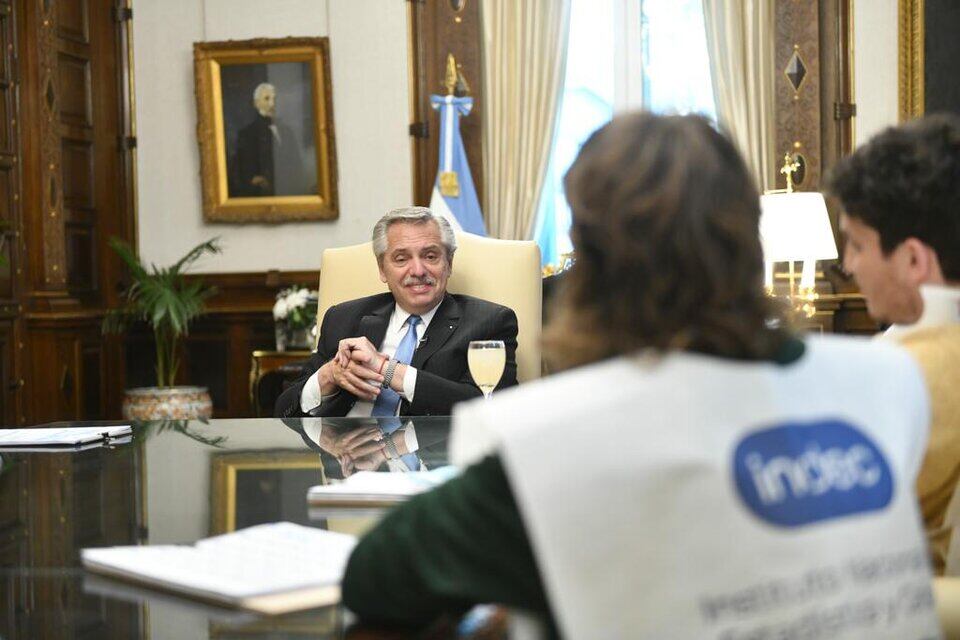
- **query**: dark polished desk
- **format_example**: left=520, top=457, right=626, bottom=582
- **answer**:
left=0, top=417, right=466, bottom=639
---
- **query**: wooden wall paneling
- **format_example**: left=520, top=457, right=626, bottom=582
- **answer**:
left=182, top=328, right=231, bottom=415
left=774, top=0, right=823, bottom=191
left=23, top=454, right=73, bottom=637
left=193, top=270, right=321, bottom=313
left=818, top=0, right=855, bottom=262
left=0, top=1, right=22, bottom=425
left=819, top=0, right=855, bottom=176
left=32, top=0, right=68, bottom=293
left=21, top=315, right=102, bottom=423
left=0, top=319, right=16, bottom=425
left=0, top=458, right=27, bottom=636
left=409, top=0, right=484, bottom=208
left=13, top=0, right=134, bottom=425
left=11, top=450, right=140, bottom=638
left=87, top=0, right=130, bottom=310
left=180, top=313, right=275, bottom=418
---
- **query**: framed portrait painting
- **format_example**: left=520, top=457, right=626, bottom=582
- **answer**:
left=210, top=450, right=324, bottom=534
left=193, top=37, right=338, bottom=223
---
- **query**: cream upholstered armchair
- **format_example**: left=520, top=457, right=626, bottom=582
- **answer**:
left=315, top=233, right=542, bottom=382
left=937, top=577, right=960, bottom=639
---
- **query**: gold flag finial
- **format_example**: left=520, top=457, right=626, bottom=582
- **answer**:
left=444, top=54, right=458, bottom=95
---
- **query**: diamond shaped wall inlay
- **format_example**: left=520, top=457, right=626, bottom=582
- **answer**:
left=785, top=50, right=807, bottom=92
left=44, top=80, right=55, bottom=111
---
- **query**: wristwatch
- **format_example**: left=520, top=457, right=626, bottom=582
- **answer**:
left=382, top=358, right=399, bottom=390
left=383, top=432, right=400, bottom=459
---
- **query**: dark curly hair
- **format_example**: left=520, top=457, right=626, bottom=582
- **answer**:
left=543, top=113, right=791, bottom=371
left=826, top=113, right=960, bottom=280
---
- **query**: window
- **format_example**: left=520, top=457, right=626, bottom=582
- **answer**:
left=534, top=0, right=716, bottom=267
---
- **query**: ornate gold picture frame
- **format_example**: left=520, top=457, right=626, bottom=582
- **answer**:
left=898, top=0, right=924, bottom=121
left=193, top=37, right=338, bottom=223
left=210, top=450, right=323, bottom=534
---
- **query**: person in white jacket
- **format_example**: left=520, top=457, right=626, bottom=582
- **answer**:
left=343, top=113, right=939, bottom=640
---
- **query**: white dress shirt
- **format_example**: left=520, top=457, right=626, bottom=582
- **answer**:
left=300, top=301, right=442, bottom=416
left=881, top=284, right=960, bottom=341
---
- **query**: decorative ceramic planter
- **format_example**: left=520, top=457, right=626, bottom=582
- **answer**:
left=122, top=386, right=213, bottom=421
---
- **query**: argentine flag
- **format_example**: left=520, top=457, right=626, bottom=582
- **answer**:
left=429, top=94, right=486, bottom=236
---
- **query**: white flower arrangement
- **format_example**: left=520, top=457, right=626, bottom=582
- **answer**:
left=273, top=286, right=318, bottom=330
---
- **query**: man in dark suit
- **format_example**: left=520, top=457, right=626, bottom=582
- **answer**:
left=274, top=207, right=518, bottom=418
left=231, top=82, right=308, bottom=197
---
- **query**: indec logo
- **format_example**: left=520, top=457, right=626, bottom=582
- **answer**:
left=733, top=420, right=894, bottom=528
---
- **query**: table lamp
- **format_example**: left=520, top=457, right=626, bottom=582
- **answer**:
left=759, top=155, right=838, bottom=317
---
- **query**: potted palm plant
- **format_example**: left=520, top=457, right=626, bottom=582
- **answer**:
left=104, top=237, right=222, bottom=420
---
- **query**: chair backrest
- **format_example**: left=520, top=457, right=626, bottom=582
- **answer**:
left=317, top=233, right=542, bottom=382
left=935, top=577, right=960, bottom=639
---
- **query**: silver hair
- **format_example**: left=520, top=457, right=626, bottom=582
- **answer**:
left=253, top=82, right=275, bottom=104
left=371, top=207, right=457, bottom=263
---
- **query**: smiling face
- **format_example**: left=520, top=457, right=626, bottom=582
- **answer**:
left=840, top=213, right=924, bottom=324
left=378, top=220, right=452, bottom=315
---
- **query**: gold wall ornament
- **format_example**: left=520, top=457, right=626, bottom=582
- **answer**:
left=439, top=170, right=460, bottom=197
left=193, top=37, right=338, bottom=223
left=899, top=0, right=925, bottom=121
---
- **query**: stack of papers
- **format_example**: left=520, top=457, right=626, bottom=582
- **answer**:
left=82, top=522, right=356, bottom=615
left=307, top=467, right=458, bottom=507
left=0, top=425, right=132, bottom=450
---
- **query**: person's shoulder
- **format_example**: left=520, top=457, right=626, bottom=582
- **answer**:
left=324, top=292, right=394, bottom=319
left=898, top=324, right=960, bottom=375
left=801, top=334, right=927, bottom=394
left=450, top=358, right=633, bottom=464
left=449, top=293, right=514, bottom=316
left=462, top=357, right=631, bottom=419
left=898, top=323, right=960, bottom=351
left=804, top=333, right=915, bottom=367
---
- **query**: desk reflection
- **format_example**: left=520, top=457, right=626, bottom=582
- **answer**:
left=0, top=417, right=455, bottom=639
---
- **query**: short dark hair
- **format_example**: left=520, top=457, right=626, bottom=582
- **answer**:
left=544, top=113, right=790, bottom=370
left=826, top=113, right=960, bottom=280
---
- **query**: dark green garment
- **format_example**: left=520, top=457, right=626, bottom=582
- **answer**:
left=341, top=454, right=557, bottom=633
left=341, top=339, right=806, bottom=634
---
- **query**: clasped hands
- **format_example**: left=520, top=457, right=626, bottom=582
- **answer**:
left=318, top=337, right=406, bottom=401
left=328, top=426, right=411, bottom=476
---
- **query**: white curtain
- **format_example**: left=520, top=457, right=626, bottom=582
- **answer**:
left=702, top=0, right=777, bottom=192
left=481, top=0, right=571, bottom=240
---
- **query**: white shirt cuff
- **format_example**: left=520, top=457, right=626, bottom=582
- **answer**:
left=300, top=369, right=329, bottom=414
left=403, top=423, right=419, bottom=452
left=401, top=366, right=418, bottom=402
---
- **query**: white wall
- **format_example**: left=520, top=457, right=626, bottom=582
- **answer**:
left=132, top=0, right=412, bottom=273
left=853, top=0, right=899, bottom=148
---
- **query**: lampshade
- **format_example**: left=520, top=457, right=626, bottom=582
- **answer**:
left=759, top=192, right=838, bottom=262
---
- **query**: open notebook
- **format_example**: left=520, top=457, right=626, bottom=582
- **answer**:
left=82, top=522, right=357, bottom=615
left=307, top=467, right=459, bottom=508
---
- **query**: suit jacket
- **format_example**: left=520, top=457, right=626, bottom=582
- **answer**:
left=274, top=292, right=519, bottom=418
left=231, top=114, right=307, bottom=197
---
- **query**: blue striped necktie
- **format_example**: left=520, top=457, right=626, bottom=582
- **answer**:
left=371, top=315, right=421, bottom=417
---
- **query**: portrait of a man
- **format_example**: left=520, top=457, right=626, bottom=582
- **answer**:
left=221, top=62, right=317, bottom=198
left=194, top=37, right=337, bottom=222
